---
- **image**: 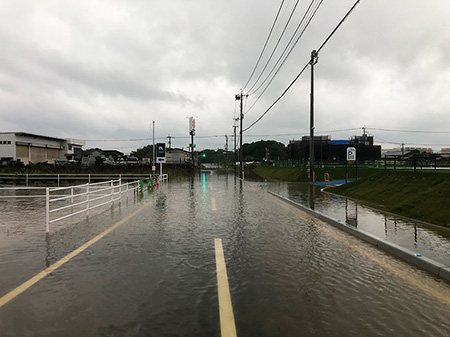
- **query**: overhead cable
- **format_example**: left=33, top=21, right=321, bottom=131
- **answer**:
left=245, top=0, right=324, bottom=114
left=243, top=0, right=362, bottom=132
left=368, top=127, right=450, bottom=134
left=246, top=0, right=301, bottom=94
left=243, top=62, right=309, bottom=132
left=242, top=0, right=285, bottom=92
left=247, top=0, right=324, bottom=98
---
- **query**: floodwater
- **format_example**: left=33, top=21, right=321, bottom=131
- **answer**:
left=267, top=181, right=450, bottom=266
left=0, top=173, right=450, bottom=336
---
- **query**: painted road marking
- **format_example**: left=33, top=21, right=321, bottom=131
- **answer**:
left=0, top=201, right=153, bottom=308
left=215, top=238, right=237, bottom=337
left=212, top=197, right=217, bottom=211
left=273, top=197, right=450, bottom=305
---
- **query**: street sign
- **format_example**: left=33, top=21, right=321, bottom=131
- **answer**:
left=346, top=147, right=356, bottom=162
left=189, top=144, right=196, bottom=148
left=189, top=117, right=196, bottom=135
left=156, top=143, right=166, bottom=163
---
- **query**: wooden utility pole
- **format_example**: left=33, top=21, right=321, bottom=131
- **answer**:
left=235, top=92, right=247, bottom=179
left=309, top=50, right=319, bottom=181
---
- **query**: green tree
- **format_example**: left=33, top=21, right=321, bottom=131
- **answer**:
left=243, top=140, right=287, bottom=161
left=131, top=145, right=154, bottom=159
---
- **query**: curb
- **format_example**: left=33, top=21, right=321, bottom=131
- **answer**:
left=268, top=190, right=450, bottom=283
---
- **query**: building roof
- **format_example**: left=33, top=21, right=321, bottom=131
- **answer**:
left=330, top=140, right=350, bottom=145
left=168, top=148, right=190, bottom=154
left=0, top=132, right=66, bottom=142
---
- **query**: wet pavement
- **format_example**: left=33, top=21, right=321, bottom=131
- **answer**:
left=1, top=173, right=450, bottom=336
left=268, top=182, right=450, bottom=266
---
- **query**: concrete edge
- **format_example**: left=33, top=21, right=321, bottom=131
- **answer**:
left=268, top=190, right=450, bottom=284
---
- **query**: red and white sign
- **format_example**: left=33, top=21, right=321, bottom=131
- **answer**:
left=189, top=117, right=196, bottom=133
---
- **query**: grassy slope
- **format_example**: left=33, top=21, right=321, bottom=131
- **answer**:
left=252, top=165, right=379, bottom=182
left=331, top=171, right=450, bottom=227
left=253, top=166, right=450, bottom=228
left=252, top=166, right=308, bottom=182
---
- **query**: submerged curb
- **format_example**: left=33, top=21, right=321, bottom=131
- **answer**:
left=268, top=190, right=450, bottom=284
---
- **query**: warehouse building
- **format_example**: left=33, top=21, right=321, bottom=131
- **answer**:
left=0, top=132, right=85, bottom=165
left=288, top=133, right=381, bottom=163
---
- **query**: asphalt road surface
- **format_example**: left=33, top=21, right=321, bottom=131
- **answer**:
left=1, top=173, right=449, bottom=336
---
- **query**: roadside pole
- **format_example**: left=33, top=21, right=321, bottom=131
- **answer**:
left=156, top=142, right=166, bottom=179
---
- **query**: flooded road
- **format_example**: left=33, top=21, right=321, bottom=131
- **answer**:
left=268, top=182, right=450, bottom=266
left=1, top=173, right=450, bottom=336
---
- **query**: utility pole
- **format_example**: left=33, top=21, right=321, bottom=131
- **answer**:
left=224, top=135, right=228, bottom=169
left=309, top=50, right=319, bottom=181
left=152, top=121, right=156, bottom=176
left=232, top=118, right=238, bottom=175
left=235, top=91, right=247, bottom=179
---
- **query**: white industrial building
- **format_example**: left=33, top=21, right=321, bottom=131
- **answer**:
left=0, top=132, right=85, bottom=165
left=166, top=148, right=190, bottom=164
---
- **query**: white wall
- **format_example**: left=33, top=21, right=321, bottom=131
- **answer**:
left=0, top=133, right=15, bottom=159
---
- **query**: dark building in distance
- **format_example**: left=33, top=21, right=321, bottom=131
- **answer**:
left=288, top=133, right=381, bottom=163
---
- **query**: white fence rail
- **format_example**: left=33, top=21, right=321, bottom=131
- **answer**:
left=45, top=179, right=133, bottom=232
left=45, top=175, right=168, bottom=232
left=0, top=173, right=169, bottom=186
left=0, top=175, right=169, bottom=232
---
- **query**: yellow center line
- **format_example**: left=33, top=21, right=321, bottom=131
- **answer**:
left=274, top=197, right=450, bottom=305
left=215, top=238, right=237, bottom=337
left=212, top=197, right=217, bottom=211
left=0, top=201, right=153, bottom=308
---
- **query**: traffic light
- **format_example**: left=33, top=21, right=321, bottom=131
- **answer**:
left=202, top=153, right=206, bottom=158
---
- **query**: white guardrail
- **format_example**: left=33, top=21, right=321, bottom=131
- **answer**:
left=0, top=172, right=169, bottom=186
left=45, top=175, right=168, bottom=232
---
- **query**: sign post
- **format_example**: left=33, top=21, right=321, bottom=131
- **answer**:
left=189, top=117, right=196, bottom=166
left=156, top=143, right=166, bottom=177
left=346, top=147, right=356, bottom=183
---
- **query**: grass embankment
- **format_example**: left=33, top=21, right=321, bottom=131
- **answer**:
left=252, top=165, right=377, bottom=182
left=332, top=171, right=450, bottom=228
left=253, top=165, right=450, bottom=228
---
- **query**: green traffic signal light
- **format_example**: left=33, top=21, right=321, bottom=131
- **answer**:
left=202, top=153, right=206, bottom=157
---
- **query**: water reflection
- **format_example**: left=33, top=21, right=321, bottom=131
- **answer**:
left=269, top=182, right=450, bottom=266
left=345, top=199, right=358, bottom=227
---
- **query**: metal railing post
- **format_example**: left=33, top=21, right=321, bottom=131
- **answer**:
left=110, top=180, right=114, bottom=206
left=46, top=188, right=50, bottom=233
left=86, top=183, right=90, bottom=217
left=119, top=178, right=122, bottom=202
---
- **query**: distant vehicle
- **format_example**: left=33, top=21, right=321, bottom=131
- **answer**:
left=126, top=157, right=140, bottom=165
left=117, top=158, right=126, bottom=165
left=55, top=159, right=69, bottom=166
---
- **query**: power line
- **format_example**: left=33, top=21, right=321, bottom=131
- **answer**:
left=373, top=136, right=450, bottom=148
left=246, top=0, right=301, bottom=94
left=243, top=0, right=362, bottom=132
left=317, top=0, right=361, bottom=54
left=242, top=0, right=286, bottom=92
left=247, top=0, right=324, bottom=98
left=368, top=127, right=450, bottom=134
left=244, top=0, right=324, bottom=115
left=243, top=62, right=309, bottom=132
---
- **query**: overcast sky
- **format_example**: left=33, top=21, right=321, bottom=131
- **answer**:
left=1, top=0, right=449, bottom=154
